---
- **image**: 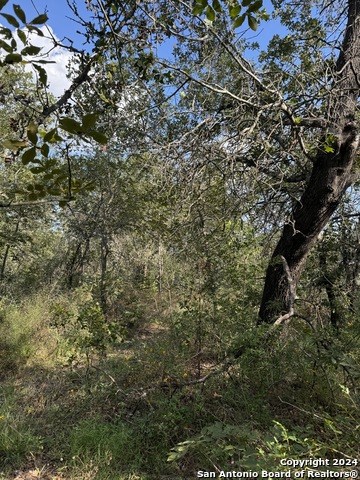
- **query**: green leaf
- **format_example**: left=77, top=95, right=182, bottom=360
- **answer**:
left=47, top=187, right=61, bottom=195
left=58, top=200, right=68, bottom=208
left=13, top=4, right=26, bottom=23
left=192, top=4, right=205, bottom=15
left=0, top=39, right=13, bottom=53
left=88, top=130, right=108, bottom=144
left=247, top=0, right=263, bottom=13
left=82, top=113, right=98, bottom=130
left=37, top=189, right=46, bottom=198
left=0, top=26, right=12, bottom=39
left=242, top=0, right=253, bottom=6
left=247, top=14, right=258, bottom=30
left=27, top=25, right=44, bottom=36
left=33, top=64, right=47, bottom=86
left=43, top=128, right=57, bottom=143
left=21, top=45, right=42, bottom=55
left=28, top=192, right=39, bottom=201
left=29, top=13, right=48, bottom=25
left=30, top=166, right=45, bottom=173
left=0, top=0, right=9, bottom=10
left=324, top=144, right=335, bottom=153
left=51, top=168, right=65, bottom=175
left=229, top=4, right=241, bottom=18
left=17, top=29, right=27, bottom=44
left=41, top=143, right=49, bottom=157
left=22, top=146, right=36, bottom=164
left=98, top=91, right=111, bottom=104
left=28, top=121, right=38, bottom=134
left=212, top=0, right=222, bottom=13
left=205, top=5, right=215, bottom=21
left=44, top=158, right=57, bottom=168
left=233, top=13, right=246, bottom=27
left=27, top=121, right=38, bottom=145
left=4, top=52, right=22, bottom=63
left=0, top=12, right=19, bottom=28
left=3, top=138, right=28, bottom=150
left=59, top=117, right=84, bottom=135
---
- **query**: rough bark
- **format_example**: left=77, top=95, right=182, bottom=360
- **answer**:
left=259, top=0, right=360, bottom=323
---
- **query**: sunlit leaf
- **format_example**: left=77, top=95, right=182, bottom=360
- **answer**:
left=234, top=13, right=246, bottom=27
left=99, top=92, right=111, bottom=103
left=248, top=15, right=258, bottom=30
left=3, top=138, right=28, bottom=150
left=27, top=122, right=38, bottom=145
left=192, top=4, right=205, bottom=15
left=43, top=128, right=57, bottom=143
left=193, top=3, right=206, bottom=15
left=229, top=4, right=241, bottom=17
left=205, top=5, right=215, bottom=21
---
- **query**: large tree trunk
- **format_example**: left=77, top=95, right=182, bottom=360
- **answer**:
left=259, top=0, right=360, bottom=323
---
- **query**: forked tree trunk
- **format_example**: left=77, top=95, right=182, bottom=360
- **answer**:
left=259, top=0, right=360, bottom=323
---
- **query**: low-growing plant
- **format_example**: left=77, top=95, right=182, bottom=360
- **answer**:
left=0, top=387, right=43, bottom=467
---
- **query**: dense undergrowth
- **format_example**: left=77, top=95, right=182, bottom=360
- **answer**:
left=0, top=287, right=359, bottom=480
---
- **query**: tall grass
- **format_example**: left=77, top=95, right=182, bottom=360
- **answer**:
left=0, top=295, right=60, bottom=375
